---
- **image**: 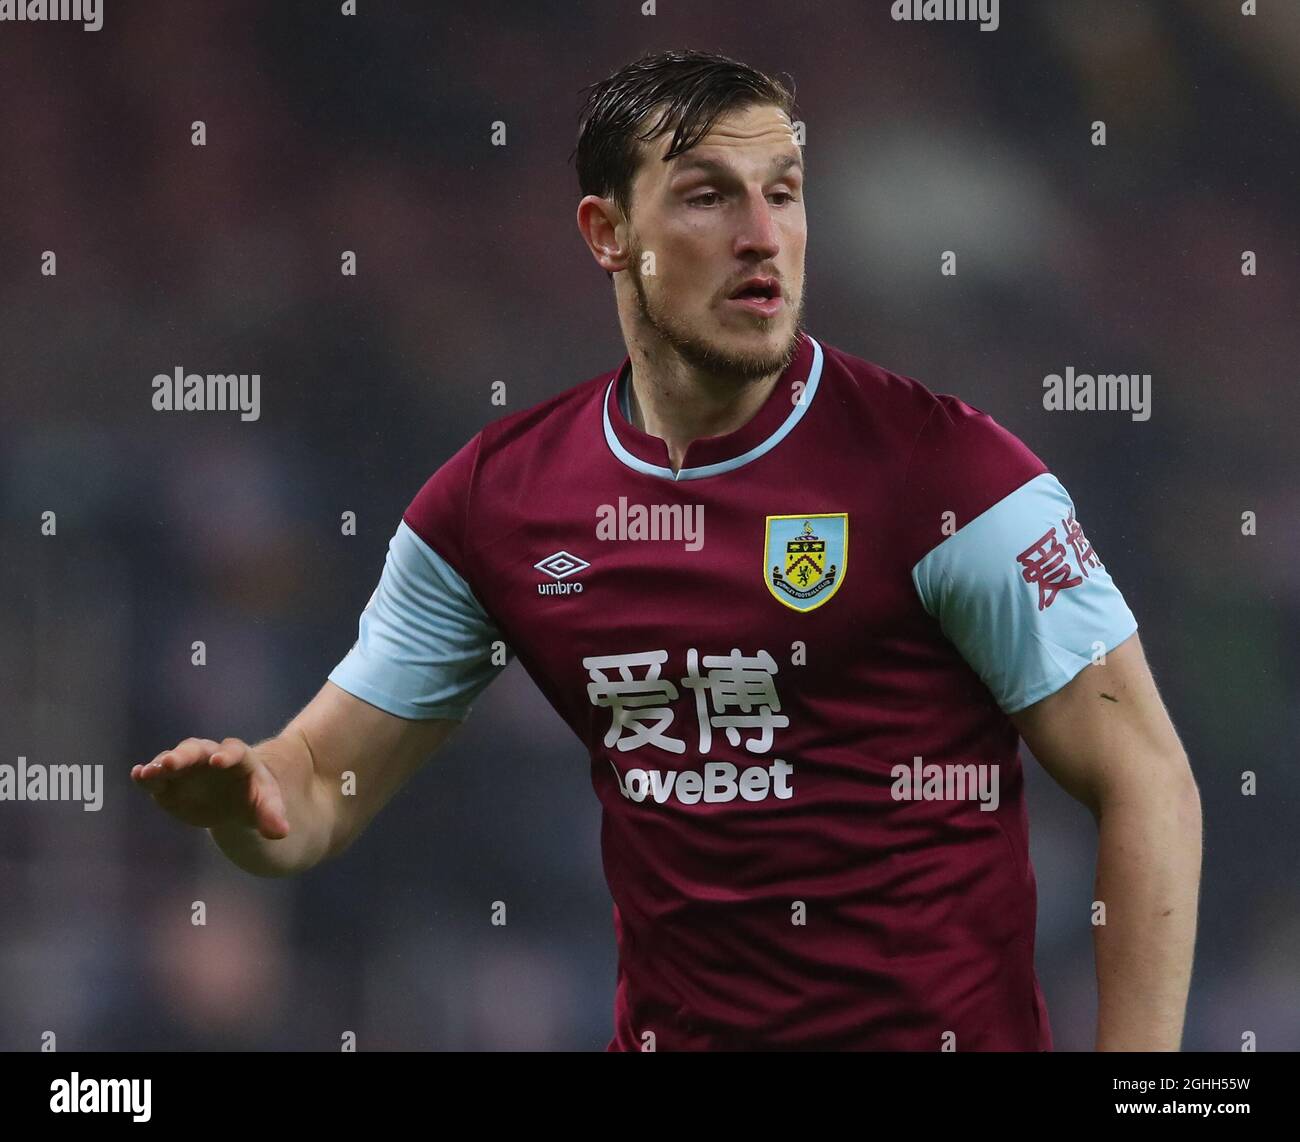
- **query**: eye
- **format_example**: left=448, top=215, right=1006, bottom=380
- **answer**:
left=689, top=191, right=722, bottom=206
left=769, top=191, right=798, bottom=205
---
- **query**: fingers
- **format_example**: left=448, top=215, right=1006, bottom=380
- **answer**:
left=132, top=738, right=219, bottom=784
left=208, top=737, right=255, bottom=773
left=131, top=737, right=247, bottom=785
left=132, top=735, right=288, bottom=840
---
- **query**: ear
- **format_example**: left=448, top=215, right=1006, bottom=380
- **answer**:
left=577, top=195, right=630, bottom=274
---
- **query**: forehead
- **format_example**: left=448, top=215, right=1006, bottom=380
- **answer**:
left=640, top=103, right=800, bottom=184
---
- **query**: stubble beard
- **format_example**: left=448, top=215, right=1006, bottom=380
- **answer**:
left=627, top=238, right=805, bottom=384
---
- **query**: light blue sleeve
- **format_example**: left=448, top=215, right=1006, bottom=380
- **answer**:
left=328, top=520, right=510, bottom=720
left=910, top=473, right=1138, bottom=714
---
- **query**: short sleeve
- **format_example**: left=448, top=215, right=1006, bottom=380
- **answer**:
left=910, top=471, right=1138, bottom=714
left=328, top=432, right=511, bottom=720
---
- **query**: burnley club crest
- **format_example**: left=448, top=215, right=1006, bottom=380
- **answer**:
left=764, top=514, right=848, bottom=612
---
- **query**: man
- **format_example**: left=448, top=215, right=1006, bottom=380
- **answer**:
left=133, top=49, right=1201, bottom=1051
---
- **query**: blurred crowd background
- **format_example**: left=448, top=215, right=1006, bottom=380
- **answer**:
left=0, top=0, right=1296, bottom=1050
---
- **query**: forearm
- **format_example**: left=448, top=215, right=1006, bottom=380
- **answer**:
left=209, top=728, right=337, bottom=877
left=1092, top=776, right=1202, bottom=1050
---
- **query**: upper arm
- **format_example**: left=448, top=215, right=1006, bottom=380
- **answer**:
left=326, top=518, right=509, bottom=720
left=1009, top=632, right=1196, bottom=816
left=312, top=437, right=512, bottom=850
left=898, top=397, right=1189, bottom=811
left=328, top=431, right=510, bottom=720
left=314, top=519, right=510, bottom=852
left=904, top=404, right=1138, bottom=715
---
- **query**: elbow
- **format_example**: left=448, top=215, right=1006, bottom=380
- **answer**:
left=1097, top=747, right=1201, bottom=825
left=1163, top=747, right=1201, bottom=820
left=1175, top=767, right=1203, bottom=832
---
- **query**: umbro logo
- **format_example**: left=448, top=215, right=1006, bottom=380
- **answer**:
left=535, top=551, right=589, bottom=579
left=535, top=551, right=589, bottom=595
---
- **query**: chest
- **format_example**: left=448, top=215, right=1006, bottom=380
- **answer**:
left=473, top=482, right=922, bottom=742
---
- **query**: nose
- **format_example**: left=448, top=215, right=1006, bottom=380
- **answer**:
left=734, top=187, right=781, bottom=262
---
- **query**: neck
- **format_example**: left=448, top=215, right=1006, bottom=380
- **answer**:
left=623, top=338, right=784, bottom=474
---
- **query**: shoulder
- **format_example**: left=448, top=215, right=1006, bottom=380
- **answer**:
left=813, top=339, right=1047, bottom=544
left=904, top=390, right=1046, bottom=505
left=401, top=363, right=615, bottom=562
left=818, top=339, right=1038, bottom=470
left=477, top=366, right=614, bottom=456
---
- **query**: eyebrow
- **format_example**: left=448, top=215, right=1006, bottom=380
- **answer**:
left=667, top=153, right=805, bottom=184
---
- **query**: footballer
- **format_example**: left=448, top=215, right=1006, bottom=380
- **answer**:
left=133, top=49, right=1202, bottom=1051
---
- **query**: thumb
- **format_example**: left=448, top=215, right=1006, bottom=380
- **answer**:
left=248, top=763, right=291, bottom=840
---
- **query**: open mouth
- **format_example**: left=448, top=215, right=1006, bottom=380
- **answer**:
left=727, top=277, right=784, bottom=316
left=729, top=278, right=782, bottom=301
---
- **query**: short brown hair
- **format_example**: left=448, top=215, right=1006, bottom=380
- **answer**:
left=573, top=49, right=797, bottom=223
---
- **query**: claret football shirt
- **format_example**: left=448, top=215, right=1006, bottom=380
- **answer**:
left=328, top=330, right=1138, bottom=1050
